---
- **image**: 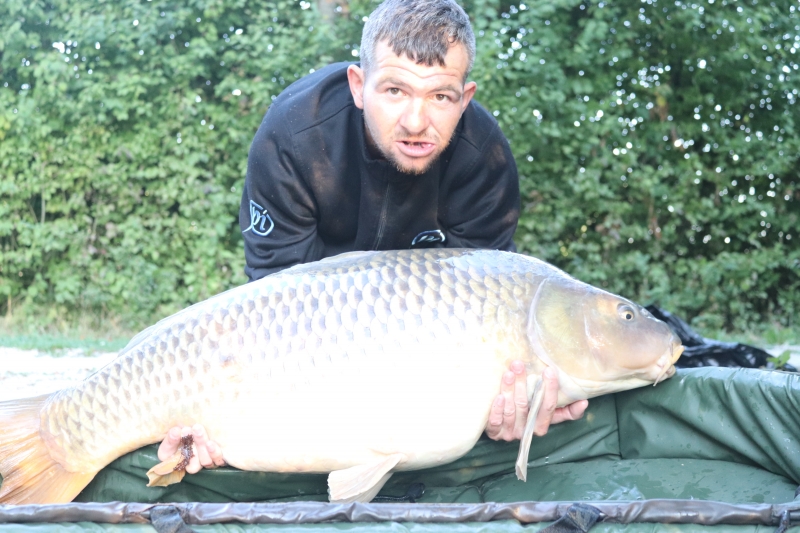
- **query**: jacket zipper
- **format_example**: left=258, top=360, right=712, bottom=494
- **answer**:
left=371, top=182, right=391, bottom=250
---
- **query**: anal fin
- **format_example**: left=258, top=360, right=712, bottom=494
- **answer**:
left=515, top=377, right=545, bottom=482
left=328, top=453, right=405, bottom=503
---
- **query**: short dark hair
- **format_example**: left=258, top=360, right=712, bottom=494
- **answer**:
left=360, top=0, right=476, bottom=82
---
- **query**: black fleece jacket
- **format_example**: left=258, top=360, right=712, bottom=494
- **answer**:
left=239, top=62, right=520, bottom=281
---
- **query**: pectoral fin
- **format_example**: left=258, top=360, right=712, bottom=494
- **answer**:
left=515, top=377, right=545, bottom=482
left=328, top=453, right=405, bottom=503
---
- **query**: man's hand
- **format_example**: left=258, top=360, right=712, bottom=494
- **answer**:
left=486, top=362, right=589, bottom=441
left=158, top=424, right=226, bottom=473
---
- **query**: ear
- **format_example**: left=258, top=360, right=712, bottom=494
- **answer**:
left=347, top=64, right=366, bottom=110
left=460, top=81, right=477, bottom=114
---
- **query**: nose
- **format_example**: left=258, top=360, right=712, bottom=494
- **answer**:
left=400, top=98, right=429, bottom=135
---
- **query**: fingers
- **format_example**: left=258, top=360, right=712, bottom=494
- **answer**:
left=191, top=424, right=227, bottom=468
left=486, top=360, right=529, bottom=442
left=488, top=364, right=587, bottom=441
left=551, top=399, right=589, bottom=425
left=157, top=426, right=182, bottom=461
left=485, top=395, right=506, bottom=440
left=511, top=360, right=528, bottom=440
left=206, top=440, right=227, bottom=467
left=183, top=427, right=203, bottom=474
left=534, top=368, right=559, bottom=436
left=185, top=424, right=227, bottom=473
left=158, top=424, right=226, bottom=473
left=189, top=424, right=212, bottom=473
left=500, top=370, right=517, bottom=435
left=485, top=370, right=516, bottom=441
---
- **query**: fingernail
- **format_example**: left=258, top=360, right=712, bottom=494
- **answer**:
left=503, top=371, right=515, bottom=384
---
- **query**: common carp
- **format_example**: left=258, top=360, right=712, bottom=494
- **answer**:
left=0, top=249, right=682, bottom=504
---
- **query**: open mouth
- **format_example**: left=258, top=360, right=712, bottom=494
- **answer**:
left=397, top=140, right=436, bottom=157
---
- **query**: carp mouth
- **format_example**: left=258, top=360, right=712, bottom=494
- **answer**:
left=653, top=341, right=684, bottom=386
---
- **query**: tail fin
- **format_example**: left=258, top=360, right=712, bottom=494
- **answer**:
left=0, top=395, right=96, bottom=504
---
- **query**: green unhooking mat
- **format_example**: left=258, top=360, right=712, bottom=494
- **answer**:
left=2, top=368, right=799, bottom=532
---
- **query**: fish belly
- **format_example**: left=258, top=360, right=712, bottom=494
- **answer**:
left=209, top=341, right=507, bottom=473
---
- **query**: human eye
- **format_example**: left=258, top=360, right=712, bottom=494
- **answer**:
left=434, top=94, right=450, bottom=102
left=387, top=87, right=402, bottom=96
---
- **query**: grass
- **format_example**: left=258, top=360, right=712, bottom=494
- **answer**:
left=0, top=332, right=130, bottom=353
left=0, top=311, right=135, bottom=354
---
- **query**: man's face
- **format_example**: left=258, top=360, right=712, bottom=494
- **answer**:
left=347, top=41, right=477, bottom=175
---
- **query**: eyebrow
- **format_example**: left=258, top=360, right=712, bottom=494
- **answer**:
left=377, top=77, right=462, bottom=96
left=377, top=77, right=412, bottom=90
left=430, top=84, right=462, bottom=95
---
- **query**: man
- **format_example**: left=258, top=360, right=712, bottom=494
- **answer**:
left=160, top=0, right=587, bottom=474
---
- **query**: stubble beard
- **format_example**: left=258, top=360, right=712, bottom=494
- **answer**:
left=363, top=114, right=450, bottom=176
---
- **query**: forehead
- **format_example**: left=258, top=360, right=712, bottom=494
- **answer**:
left=367, top=40, right=469, bottom=86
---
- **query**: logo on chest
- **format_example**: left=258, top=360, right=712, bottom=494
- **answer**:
left=243, top=200, right=275, bottom=237
left=411, top=229, right=446, bottom=247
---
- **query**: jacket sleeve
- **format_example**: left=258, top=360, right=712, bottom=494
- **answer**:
left=440, top=123, right=520, bottom=252
left=239, top=111, right=325, bottom=281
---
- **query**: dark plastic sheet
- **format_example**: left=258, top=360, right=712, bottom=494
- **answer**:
left=1, top=501, right=799, bottom=526
left=645, top=306, right=797, bottom=372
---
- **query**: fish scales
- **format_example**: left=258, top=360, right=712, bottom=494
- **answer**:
left=1, top=248, right=681, bottom=504
left=38, top=249, right=537, bottom=474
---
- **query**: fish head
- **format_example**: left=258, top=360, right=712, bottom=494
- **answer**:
left=526, top=276, right=683, bottom=395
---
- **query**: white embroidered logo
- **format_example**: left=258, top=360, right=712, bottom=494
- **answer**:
left=411, top=230, right=446, bottom=246
left=243, top=200, right=275, bottom=236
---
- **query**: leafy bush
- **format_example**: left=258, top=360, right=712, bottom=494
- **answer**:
left=467, top=0, right=800, bottom=332
left=0, top=0, right=352, bottom=326
left=1, top=0, right=798, bottom=333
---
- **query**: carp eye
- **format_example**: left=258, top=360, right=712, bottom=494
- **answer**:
left=618, top=304, right=636, bottom=321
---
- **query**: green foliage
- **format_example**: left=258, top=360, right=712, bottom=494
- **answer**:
left=467, top=0, right=800, bottom=332
left=1, top=0, right=798, bottom=333
left=767, top=350, right=792, bottom=370
left=0, top=0, right=358, bottom=327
